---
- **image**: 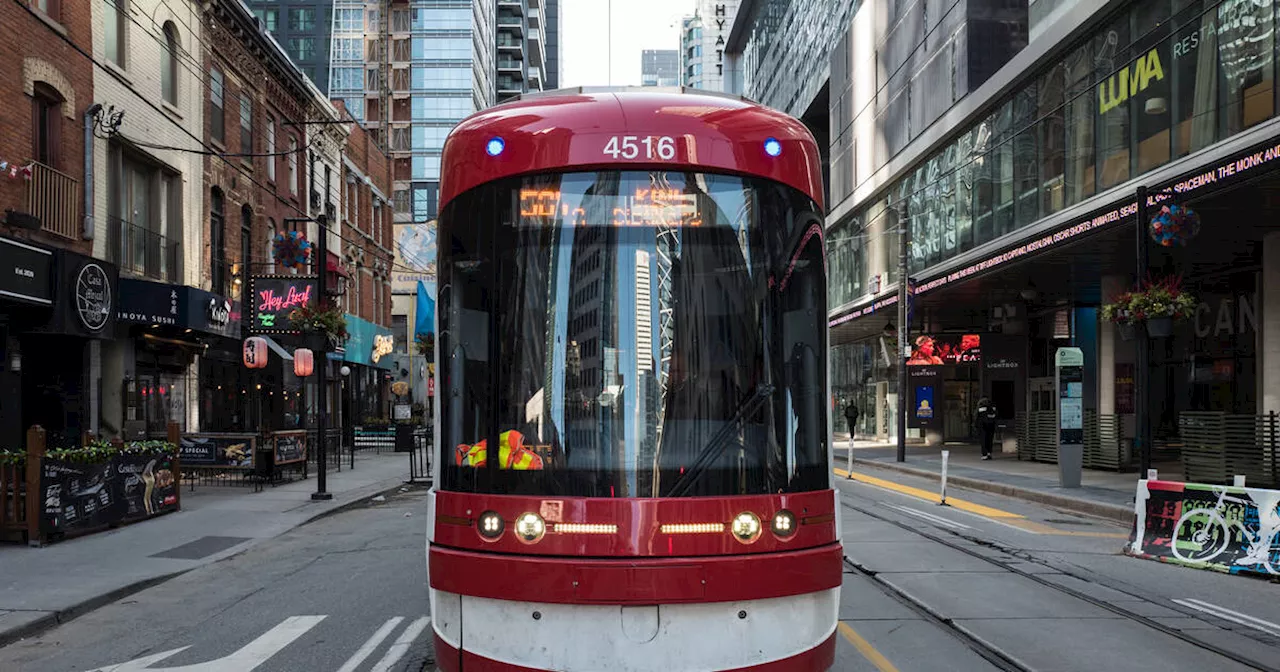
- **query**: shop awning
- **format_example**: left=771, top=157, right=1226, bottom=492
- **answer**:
left=327, top=252, right=350, bottom=278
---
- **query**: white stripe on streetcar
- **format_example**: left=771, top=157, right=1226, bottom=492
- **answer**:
left=336, top=617, right=404, bottom=672
left=881, top=502, right=972, bottom=530
left=1173, top=598, right=1280, bottom=637
left=368, top=617, right=431, bottom=672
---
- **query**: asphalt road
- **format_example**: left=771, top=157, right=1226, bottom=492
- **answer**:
left=2, top=471, right=1278, bottom=672
left=0, top=486, right=434, bottom=672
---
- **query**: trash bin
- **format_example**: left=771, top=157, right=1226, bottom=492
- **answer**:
left=1058, top=444, right=1083, bottom=488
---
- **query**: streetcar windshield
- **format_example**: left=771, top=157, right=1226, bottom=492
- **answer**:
left=438, top=171, right=828, bottom=497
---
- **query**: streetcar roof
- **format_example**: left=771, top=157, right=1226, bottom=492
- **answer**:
left=439, top=87, right=824, bottom=211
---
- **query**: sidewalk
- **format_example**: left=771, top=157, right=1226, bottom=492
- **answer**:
left=0, top=451, right=417, bottom=647
left=834, top=438, right=1151, bottom=524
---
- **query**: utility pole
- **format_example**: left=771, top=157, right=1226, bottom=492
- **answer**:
left=1134, top=186, right=1151, bottom=477
left=312, top=212, right=333, bottom=500
left=897, top=206, right=910, bottom=463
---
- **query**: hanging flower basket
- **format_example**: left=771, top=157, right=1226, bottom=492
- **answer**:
left=272, top=230, right=314, bottom=271
left=1149, top=204, right=1201, bottom=248
left=287, top=302, right=348, bottom=351
left=1128, top=276, right=1197, bottom=338
left=1101, top=292, right=1138, bottom=341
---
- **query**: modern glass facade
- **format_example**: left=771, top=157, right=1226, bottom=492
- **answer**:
left=732, top=0, right=856, bottom=116
left=642, top=49, right=680, bottom=87
left=248, top=2, right=334, bottom=90
left=830, top=0, right=1277, bottom=311
left=679, top=1, right=740, bottom=92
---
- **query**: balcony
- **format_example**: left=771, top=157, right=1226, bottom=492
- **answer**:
left=27, top=161, right=79, bottom=240
left=498, top=76, right=523, bottom=94
left=108, top=217, right=180, bottom=283
left=497, top=58, right=523, bottom=71
left=497, top=15, right=524, bottom=33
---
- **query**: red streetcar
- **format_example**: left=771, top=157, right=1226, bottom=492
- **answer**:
left=427, top=87, right=841, bottom=672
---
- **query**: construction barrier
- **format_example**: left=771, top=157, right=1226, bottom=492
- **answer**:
left=1126, top=479, right=1280, bottom=577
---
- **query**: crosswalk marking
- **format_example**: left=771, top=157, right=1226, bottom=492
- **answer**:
left=881, top=502, right=973, bottom=531
left=369, top=617, right=432, bottom=672
left=336, top=617, right=405, bottom=672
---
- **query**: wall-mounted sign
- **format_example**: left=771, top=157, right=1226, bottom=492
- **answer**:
left=208, top=297, right=231, bottom=328
left=272, top=430, right=306, bottom=465
left=75, top=262, right=112, bottom=332
left=907, top=334, right=980, bottom=366
left=249, top=276, right=316, bottom=334
left=117, top=278, right=182, bottom=326
left=1098, top=47, right=1164, bottom=114
left=0, top=236, right=52, bottom=305
left=371, top=334, right=394, bottom=363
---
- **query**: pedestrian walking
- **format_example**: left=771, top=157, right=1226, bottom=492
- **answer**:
left=844, top=401, right=860, bottom=440
left=975, top=397, right=998, bottom=460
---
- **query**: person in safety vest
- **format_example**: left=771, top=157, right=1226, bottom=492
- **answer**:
left=455, top=430, right=545, bottom=470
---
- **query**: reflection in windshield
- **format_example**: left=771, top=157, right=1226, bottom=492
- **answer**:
left=439, top=171, right=828, bottom=498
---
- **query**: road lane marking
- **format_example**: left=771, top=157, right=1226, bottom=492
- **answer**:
left=369, top=616, right=431, bottom=672
left=337, top=617, right=405, bottom=672
left=834, top=468, right=1023, bottom=519
left=1173, top=598, right=1280, bottom=637
left=86, top=615, right=328, bottom=672
left=880, top=502, right=973, bottom=531
left=998, top=517, right=1129, bottom=538
left=837, top=622, right=900, bottom=672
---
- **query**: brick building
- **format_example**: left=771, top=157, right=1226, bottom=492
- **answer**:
left=0, top=0, right=107, bottom=449
left=333, top=99, right=394, bottom=423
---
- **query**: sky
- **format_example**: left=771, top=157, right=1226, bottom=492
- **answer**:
left=560, top=0, right=695, bottom=87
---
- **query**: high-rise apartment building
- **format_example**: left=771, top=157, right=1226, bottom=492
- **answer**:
left=641, top=49, right=679, bottom=87
left=249, top=2, right=334, bottom=91
left=678, top=1, right=739, bottom=91
left=497, top=0, right=560, bottom=103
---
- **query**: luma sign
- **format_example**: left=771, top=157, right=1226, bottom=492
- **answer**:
left=1098, top=48, right=1165, bottom=114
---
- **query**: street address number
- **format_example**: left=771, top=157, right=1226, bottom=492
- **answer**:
left=603, top=135, right=677, bottom=161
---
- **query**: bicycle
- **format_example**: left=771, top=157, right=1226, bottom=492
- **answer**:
left=1170, top=485, right=1280, bottom=574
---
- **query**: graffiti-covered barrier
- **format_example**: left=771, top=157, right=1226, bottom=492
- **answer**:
left=1126, top=479, right=1280, bottom=577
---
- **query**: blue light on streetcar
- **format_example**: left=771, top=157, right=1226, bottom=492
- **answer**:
left=764, top=138, right=782, bottom=157
left=486, top=137, right=505, bottom=156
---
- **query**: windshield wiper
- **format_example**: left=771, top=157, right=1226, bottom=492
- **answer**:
left=664, top=383, right=775, bottom=498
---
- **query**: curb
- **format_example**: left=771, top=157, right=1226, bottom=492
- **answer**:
left=852, top=459, right=1135, bottom=525
left=0, top=475, right=426, bottom=648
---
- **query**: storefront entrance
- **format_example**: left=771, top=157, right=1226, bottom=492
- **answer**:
left=943, top=380, right=977, bottom=442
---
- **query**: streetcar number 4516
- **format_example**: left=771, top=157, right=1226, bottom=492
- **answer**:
left=603, top=135, right=677, bottom=161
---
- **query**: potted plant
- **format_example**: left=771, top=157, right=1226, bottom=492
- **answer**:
left=1128, top=276, right=1197, bottom=338
left=1101, top=292, right=1138, bottom=341
left=288, top=302, right=349, bottom=351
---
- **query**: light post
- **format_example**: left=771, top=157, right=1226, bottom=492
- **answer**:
left=313, top=213, right=332, bottom=500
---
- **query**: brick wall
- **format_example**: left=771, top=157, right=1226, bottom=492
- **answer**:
left=0, top=0, right=94, bottom=255
left=332, top=99, right=394, bottom=329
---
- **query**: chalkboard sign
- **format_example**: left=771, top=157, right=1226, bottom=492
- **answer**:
left=41, top=459, right=117, bottom=534
left=179, top=434, right=257, bottom=469
left=273, top=431, right=306, bottom=465
left=116, top=452, right=179, bottom=521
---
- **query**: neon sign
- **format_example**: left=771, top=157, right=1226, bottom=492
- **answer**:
left=249, top=276, right=317, bottom=334
left=371, top=334, right=394, bottom=363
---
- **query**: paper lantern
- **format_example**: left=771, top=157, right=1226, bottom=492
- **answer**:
left=243, top=337, right=269, bottom=369
left=293, top=348, right=314, bottom=377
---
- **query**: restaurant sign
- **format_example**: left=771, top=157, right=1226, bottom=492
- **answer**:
left=249, top=276, right=316, bottom=334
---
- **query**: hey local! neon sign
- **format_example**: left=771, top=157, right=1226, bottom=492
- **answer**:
left=249, top=276, right=317, bottom=334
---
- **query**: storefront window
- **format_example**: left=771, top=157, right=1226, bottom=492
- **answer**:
left=828, top=215, right=863, bottom=307
left=1217, top=0, right=1275, bottom=136
left=1064, top=45, right=1096, bottom=206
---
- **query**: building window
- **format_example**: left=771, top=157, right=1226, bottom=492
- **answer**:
left=210, top=188, right=226, bottom=294
left=210, top=67, right=225, bottom=144
left=31, top=82, right=63, bottom=169
left=332, top=38, right=362, bottom=61
left=108, top=145, right=181, bottom=281
left=105, top=0, right=126, bottom=67
left=161, top=22, right=179, bottom=106
left=289, top=38, right=316, bottom=62
left=253, top=8, right=277, bottom=31
left=288, top=136, right=299, bottom=195
left=266, top=219, right=276, bottom=273
left=239, top=96, right=253, bottom=156
left=241, top=205, right=253, bottom=282
left=266, top=116, right=276, bottom=181
left=33, top=0, right=59, bottom=20
left=289, top=8, right=315, bottom=31
left=335, top=8, right=361, bottom=32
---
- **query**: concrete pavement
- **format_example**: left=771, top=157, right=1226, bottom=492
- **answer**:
left=0, top=451, right=417, bottom=648
left=835, top=438, right=1143, bottom=522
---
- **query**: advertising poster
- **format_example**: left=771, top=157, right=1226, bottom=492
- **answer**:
left=915, top=385, right=936, bottom=423
left=907, top=334, right=981, bottom=365
left=116, top=452, right=179, bottom=520
left=273, top=431, right=307, bottom=465
left=179, top=434, right=257, bottom=469
left=40, top=459, right=116, bottom=534
left=393, top=222, right=436, bottom=294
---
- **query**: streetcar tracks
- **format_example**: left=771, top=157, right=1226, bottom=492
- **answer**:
left=841, top=499, right=1278, bottom=672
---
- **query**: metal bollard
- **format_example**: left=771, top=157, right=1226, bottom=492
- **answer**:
left=939, top=450, right=950, bottom=506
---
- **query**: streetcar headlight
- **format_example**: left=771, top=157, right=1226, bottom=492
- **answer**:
left=486, top=137, right=506, bottom=156
left=764, top=137, right=782, bottom=157
left=731, top=512, right=762, bottom=543
left=515, top=512, right=546, bottom=543
left=478, top=511, right=504, bottom=540
left=772, top=510, right=797, bottom=538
